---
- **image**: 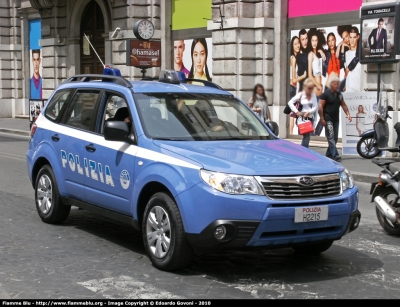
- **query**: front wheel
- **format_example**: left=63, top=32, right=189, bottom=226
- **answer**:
left=357, top=135, right=381, bottom=159
left=142, top=192, right=194, bottom=271
left=375, top=188, right=400, bottom=236
left=292, top=240, right=334, bottom=255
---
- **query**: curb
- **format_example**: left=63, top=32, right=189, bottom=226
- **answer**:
left=0, top=128, right=30, bottom=137
left=352, top=171, right=377, bottom=184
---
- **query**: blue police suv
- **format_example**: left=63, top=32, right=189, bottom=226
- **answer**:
left=27, top=69, right=360, bottom=271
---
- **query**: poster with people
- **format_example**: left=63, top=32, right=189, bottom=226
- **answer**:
left=173, top=38, right=212, bottom=83
left=29, top=100, right=45, bottom=128
left=340, top=92, right=377, bottom=155
left=29, top=19, right=43, bottom=99
left=361, top=17, right=395, bottom=61
left=289, top=25, right=361, bottom=137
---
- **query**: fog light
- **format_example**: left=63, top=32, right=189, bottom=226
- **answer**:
left=214, top=225, right=226, bottom=240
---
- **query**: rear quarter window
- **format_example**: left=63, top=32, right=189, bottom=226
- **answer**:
left=44, top=89, right=75, bottom=122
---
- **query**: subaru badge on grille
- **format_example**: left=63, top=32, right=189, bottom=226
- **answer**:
left=298, top=176, right=314, bottom=186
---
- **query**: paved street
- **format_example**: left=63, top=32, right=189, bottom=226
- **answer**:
left=1, top=132, right=400, bottom=299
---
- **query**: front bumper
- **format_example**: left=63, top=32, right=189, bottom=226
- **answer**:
left=186, top=210, right=361, bottom=254
left=179, top=182, right=359, bottom=254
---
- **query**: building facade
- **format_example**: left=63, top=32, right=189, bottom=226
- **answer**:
left=1, top=0, right=399, bottom=140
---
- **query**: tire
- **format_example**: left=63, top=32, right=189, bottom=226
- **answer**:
left=142, top=192, right=194, bottom=271
left=375, top=187, right=400, bottom=236
left=35, top=165, right=71, bottom=224
left=357, top=135, right=381, bottom=159
left=292, top=240, right=334, bottom=255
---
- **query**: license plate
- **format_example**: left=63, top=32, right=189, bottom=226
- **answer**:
left=294, top=206, right=329, bottom=223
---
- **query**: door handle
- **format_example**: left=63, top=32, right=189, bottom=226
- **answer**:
left=51, top=134, right=60, bottom=142
left=85, top=144, right=96, bottom=152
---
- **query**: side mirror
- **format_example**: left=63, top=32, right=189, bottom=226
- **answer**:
left=266, top=121, right=279, bottom=136
left=104, top=121, right=132, bottom=142
left=241, top=122, right=257, bottom=131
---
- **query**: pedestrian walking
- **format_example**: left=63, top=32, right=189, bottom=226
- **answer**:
left=287, top=78, right=318, bottom=148
left=248, top=84, right=272, bottom=123
left=318, top=76, right=352, bottom=161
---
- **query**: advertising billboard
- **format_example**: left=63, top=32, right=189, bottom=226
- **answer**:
left=361, top=16, right=395, bottom=61
left=29, top=19, right=42, bottom=99
left=288, top=0, right=362, bottom=18
left=29, top=99, right=45, bottom=128
left=126, top=40, right=161, bottom=68
left=173, top=38, right=213, bottom=81
left=360, top=3, right=400, bottom=64
left=288, top=25, right=361, bottom=137
left=340, top=92, right=377, bottom=155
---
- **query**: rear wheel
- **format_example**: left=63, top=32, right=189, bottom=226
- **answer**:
left=142, top=192, right=194, bottom=271
left=375, top=187, right=400, bottom=236
left=292, top=240, right=334, bottom=255
left=357, top=135, right=380, bottom=159
left=35, top=165, right=71, bottom=224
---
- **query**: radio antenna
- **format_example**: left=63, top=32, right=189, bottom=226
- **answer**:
left=84, top=33, right=105, bottom=68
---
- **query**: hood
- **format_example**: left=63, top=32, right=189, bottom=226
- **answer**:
left=153, top=139, right=343, bottom=176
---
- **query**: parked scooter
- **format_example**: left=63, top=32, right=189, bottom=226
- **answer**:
left=370, top=98, right=400, bottom=235
left=357, top=105, right=394, bottom=159
left=371, top=159, right=400, bottom=235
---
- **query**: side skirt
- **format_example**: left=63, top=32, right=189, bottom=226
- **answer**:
left=61, top=197, right=140, bottom=231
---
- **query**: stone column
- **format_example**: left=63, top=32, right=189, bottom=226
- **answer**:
left=66, top=37, right=80, bottom=76
left=209, top=1, right=285, bottom=134
left=18, top=9, right=30, bottom=115
left=0, top=0, right=23, bottom=118
left=160, top=0, right=172, bottom=70
left=111, top=0, right=162, bottom=79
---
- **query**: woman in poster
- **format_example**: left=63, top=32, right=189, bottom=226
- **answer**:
left=307, top=29, right=326, bottom=97
left=289, top=36, right=306, bottom=134
left=356, top=105, right=367, bottom=136
left=335, top=25, right=352, bottom=92
left=188, top=38, right=212, bottom=82
left=323, top=33, right=340, bottom=92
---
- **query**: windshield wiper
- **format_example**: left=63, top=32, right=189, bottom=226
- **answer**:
left=153, top=137, right=189, bottom=141
left=212, top=137, right=250, bottom=140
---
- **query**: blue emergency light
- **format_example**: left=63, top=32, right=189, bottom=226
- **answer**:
left=158, top=70, right=186, bottom=84
left=103, top=66, right=122, bottom=77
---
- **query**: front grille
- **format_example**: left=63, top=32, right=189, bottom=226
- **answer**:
left=256, top=173, right=341, bottom=200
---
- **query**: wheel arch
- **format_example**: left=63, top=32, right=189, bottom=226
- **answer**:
left=136, top=181, right=173, bottom=230
left=31, top=157, right=52, bottom=189
left=30, top=142, right=68, bottom=195
left=132, top=162, right=201, bottom=229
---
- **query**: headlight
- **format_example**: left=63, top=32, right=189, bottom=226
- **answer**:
left=200, top=170, right=264, bottom=195
left=340, top=169, right=354, bottom=191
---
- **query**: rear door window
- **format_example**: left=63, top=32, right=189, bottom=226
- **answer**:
left=62, top=90, right=100, bottom=132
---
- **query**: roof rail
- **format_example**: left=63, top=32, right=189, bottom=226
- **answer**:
left=139, top=75, right=223, bottom=90
left=64, top=74, right=132, bottom=88
left=184, top=78, right=223, bottom=90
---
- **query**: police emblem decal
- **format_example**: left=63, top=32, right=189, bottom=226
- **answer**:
left=120, top=170, right=130, bottom=189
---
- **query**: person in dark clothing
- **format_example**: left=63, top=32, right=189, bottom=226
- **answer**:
left=318, top=77, right=352, bottom=161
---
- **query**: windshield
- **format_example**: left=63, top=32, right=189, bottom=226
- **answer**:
left=134, top=93, right=272, bottom=141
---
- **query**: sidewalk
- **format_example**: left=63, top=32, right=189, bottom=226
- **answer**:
left=0, top=118, right=380, bottom=183
left=0, top=118, right=30, bottom=136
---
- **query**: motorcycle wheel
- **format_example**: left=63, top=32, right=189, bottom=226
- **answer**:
left=375, top=187, right=400, bottom=236
left=357, top=135, right=381, bottom=159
